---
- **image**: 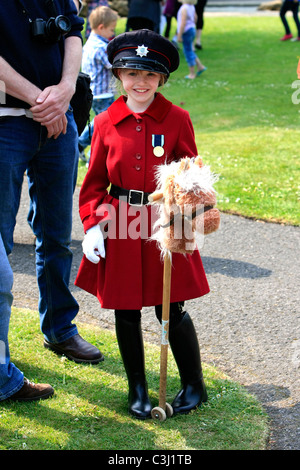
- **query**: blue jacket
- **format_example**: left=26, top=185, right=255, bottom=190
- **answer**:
left=0, top=0, right=83, bottom=109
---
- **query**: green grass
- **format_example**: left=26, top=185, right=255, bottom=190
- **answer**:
left=78, top=15, right=300, bottom=225
left=0, top=308, right=269, bottom=450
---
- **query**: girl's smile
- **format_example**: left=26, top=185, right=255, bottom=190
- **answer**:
left=118, top=69, right=162, bottom=113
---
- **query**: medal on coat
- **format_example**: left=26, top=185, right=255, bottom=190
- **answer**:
left=152, top=134, right=165, bottom=157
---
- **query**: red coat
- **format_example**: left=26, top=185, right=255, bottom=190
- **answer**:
left=75, top=93, right=209, bottom=309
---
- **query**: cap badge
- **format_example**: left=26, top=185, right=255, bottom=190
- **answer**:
left=136, top=45, right=149, bottom=57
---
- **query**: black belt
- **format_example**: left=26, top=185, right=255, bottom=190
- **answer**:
left=109, top=184, right=150, bottom=206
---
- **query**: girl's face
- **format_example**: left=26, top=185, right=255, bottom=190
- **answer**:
left=118, top=69, right=162, bottom=112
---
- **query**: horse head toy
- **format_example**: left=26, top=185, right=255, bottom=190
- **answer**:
left=149, top=155, right=220, bottom=255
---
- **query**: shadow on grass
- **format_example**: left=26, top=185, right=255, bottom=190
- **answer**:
left=1, top=315, right=269, bottom=451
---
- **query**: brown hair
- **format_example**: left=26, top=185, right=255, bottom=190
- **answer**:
left=89, top=6, right=118, bottom=30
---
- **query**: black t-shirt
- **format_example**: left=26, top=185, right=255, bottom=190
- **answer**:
left=0, top=0, right=83, bottom=108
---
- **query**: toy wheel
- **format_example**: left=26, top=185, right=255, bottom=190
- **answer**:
left=165, top=402, right=173, bottom=417
left=151, top=406, right=167, bottom=421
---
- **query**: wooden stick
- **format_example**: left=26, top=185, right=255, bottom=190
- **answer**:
left=148, top=191, right=164, bottom=204
left=158, top=251, right=172, bottom=409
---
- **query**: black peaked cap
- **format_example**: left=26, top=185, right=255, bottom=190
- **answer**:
left=107, top=29, right=179, bottom=78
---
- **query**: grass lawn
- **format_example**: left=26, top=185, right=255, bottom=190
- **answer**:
left=78, top=14, right=300, bottom=225
left=0, top=308, right=269, bottom=451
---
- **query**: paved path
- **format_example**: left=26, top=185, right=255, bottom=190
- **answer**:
left=10, top=180, right=299, bottom=450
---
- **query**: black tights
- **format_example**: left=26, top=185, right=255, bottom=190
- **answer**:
left=280, top=0, right=300, bottom=36
left=115, top=302, right=186, bottom=329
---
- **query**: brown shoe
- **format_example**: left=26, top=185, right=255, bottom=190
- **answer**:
left=44, top=333, right=104, bottom=364
left=9, top=379, right=54, bottom=402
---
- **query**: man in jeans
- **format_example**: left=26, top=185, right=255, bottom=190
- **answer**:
left=0, top=0, right=103, bottom=400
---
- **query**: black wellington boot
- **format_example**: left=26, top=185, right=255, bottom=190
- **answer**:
left=169, top=312, right=208, bottom=414
left=115, top=316, right=152, bottom=419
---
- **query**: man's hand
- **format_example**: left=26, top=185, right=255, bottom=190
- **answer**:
left=44, top=114, right=68, bottom=140
left=30, top=82, right=75, bottom=138
left=30, top=35, right=82, bottom=139
left=1, top=33, right=82, bottom=140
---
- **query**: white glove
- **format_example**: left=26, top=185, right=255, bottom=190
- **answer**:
left=82, top=224, right=105, bottom=264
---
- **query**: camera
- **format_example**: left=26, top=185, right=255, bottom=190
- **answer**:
left=31, top=15, right=71, bottom=44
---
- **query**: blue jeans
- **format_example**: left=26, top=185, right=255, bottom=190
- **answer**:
left=0, top=232, right=24, bottom=401
left=78, top=97, right=114, bottom=149
left=182, top=27, right=197, bottom=67
left=0, top=111, right=79, bottom=344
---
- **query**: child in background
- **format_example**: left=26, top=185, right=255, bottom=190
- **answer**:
left=177, top=0, right=206, bottom=79
left=84, top=0, right=109, bottom=38
left=75, top=29, right=209, bottom=419
left=78, top=6, right=118, bottom=163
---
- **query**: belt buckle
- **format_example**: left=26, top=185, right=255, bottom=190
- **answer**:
left=129, top=189, right=144, bottom=206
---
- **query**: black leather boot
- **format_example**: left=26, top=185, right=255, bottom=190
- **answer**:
left=168, top=312, right=208, bottom=414
left=115, top=315, right=152, bottom=419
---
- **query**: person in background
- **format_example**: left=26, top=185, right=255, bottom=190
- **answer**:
left=78, top=6, right=118, bottom=164
left=163, top=0, right=180, bottom=44
left=177, top=0, right=206, bottom=79
left=84, top=0, right=109, bottom=38
left=194, top=0, right=207, bottom=49
left=279, top=0, right=300, bottom=41
left=127, top=0, right=162, bottom=32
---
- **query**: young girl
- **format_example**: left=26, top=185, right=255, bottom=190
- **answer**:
left=75, top=29, right=209, bottom=419
left=177, top=0, right=206, bottom=79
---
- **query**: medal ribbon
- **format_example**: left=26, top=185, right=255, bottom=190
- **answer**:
left=152, top=134, right=164, bottom=148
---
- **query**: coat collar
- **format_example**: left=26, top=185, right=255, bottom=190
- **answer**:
left=108, top=92, right=173, bottom=125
